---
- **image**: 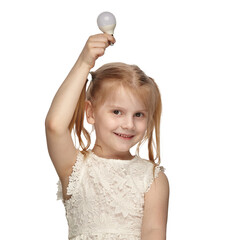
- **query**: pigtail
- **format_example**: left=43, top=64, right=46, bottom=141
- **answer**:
left=68, top=78, right=91, bottom=159
left=147, top=77, right=163, bottom=179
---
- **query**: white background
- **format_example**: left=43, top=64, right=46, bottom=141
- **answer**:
left=0, top=0, right=239, bottom=239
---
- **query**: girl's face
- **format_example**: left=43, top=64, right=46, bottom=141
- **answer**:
left=86, top=86, right=148, bottom=159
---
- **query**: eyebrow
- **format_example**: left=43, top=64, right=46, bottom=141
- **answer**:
left=107, top=105, right=148, bottom=112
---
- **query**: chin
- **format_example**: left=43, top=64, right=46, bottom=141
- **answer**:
left=112, top=146, right=132, bottom=153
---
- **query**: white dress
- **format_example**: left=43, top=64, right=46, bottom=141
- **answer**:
left=57, top=150, right=165, bottom=240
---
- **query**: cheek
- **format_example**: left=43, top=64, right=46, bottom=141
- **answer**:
left=104, top=116, right=119, bottom=129
left=137, top=120, right=148, bottom=131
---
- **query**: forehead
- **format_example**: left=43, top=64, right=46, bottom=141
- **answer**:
left=103, top=86, right=146, bottom=110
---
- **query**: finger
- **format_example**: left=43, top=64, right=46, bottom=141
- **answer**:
left=89, top=34, right=108, bottom=42
left=92, top=48, right=105, bottom=58
left=89, top=33, right=116, bottom=45
left=88, top=41, right=108, bottom=49
left=103, top=33, right=116, bottom=44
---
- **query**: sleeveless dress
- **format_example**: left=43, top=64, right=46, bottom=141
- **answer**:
left=57, top=149, right=165, bottom=240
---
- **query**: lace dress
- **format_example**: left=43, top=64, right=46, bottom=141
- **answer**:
left=57, top=150, right=165, bottom=240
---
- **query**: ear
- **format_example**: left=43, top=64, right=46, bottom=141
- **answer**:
left=85, top=100, right=95, bottom=125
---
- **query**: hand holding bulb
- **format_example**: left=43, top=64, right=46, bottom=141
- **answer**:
left=97, top=11, right=116, bottom=45
left=76, top=12, right=116, bottom=69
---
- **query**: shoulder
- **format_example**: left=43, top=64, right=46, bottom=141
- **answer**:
left=134, top=156, right=166, bottom=174
left=151, top=170, right=169, bottom=194
left=137, top=156, right=168, bottom=193
left=134, top=155, right=156, bottom=167
left=144, top=163, right=169, bottom=204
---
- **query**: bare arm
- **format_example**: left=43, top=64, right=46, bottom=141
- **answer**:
left=142, top=229, right=166, bottom=240
left=44, top=34, right=115, bottom=186
left=141, top=171, right=169, bottom=240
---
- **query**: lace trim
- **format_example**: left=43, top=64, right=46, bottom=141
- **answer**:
left=69, top=232, right=141, bottom=240
left=56, top=150, right=84, bottom=201
left=145, top=165, right=166, bottom=193
left=67, top=150, right=84, bottom=196
left=89, top=150, right=138, bottom=162
left=56, top=179, right=63, bottom=200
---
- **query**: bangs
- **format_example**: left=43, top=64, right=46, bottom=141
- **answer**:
left=92, top=80, right=154, bottom=118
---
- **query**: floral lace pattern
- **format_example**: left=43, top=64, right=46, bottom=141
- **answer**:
left=56, top=150, right=165, bottom=240
left=67, top=232, right=141, bottom=240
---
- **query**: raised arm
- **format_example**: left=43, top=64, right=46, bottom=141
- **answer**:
left=45, top=34, right=115, bottom=131
left=45, top=34, right=116, bottom=182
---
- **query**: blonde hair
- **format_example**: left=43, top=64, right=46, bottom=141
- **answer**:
left=68, top=62, right=162, bottom=178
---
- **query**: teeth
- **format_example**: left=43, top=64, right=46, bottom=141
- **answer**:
left=116, top=133, right=132, bottom=138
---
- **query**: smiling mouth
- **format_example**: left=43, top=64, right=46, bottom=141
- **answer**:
left=114, top=133, right=134, bottom=139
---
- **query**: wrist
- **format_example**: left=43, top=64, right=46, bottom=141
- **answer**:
left=75, top=55, right=92, bottom=72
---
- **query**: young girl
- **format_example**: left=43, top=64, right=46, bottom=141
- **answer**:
left=45, top=33, right=169, bottom=240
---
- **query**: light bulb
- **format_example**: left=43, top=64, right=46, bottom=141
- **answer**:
left=97, top=12, right=116, bottom=35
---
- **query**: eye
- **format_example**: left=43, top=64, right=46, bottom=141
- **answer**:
left=135, top=112, right=144, bottom=117
left=112, top=110, right=145, bottom=117
left=113, top=110, right=121, bottom=115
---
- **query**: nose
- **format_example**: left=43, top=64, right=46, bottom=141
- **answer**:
left=121, top=115, right=135, bottom=130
